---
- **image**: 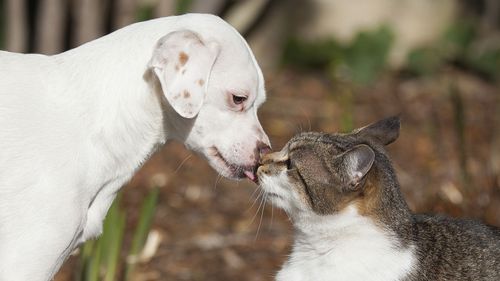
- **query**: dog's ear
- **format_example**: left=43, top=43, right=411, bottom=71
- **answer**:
left=149, top=30, right=220, bottom=118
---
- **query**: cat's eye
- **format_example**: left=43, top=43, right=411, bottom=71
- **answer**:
left=232, top=95, right=247, bottom=105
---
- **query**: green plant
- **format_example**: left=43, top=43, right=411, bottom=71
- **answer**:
left=76, top=194, right=126, bottom=281
left=465, top=48, right=500, bottom=78
left=76, top=187, right=160, bottom=281
left=283, top=26, right=394, bottom=86
left=125, top=187, right=160, bottom=281
left=407, top=47, right=444, bottom=76
left=443, top=21, right=476, bottom=57
left=283, top=38, right=342, bottom=69
left=342, top=26, right=393, bottom=85
left=176, top=0, right=194, bottom=14
left=136, top=4, right=155, bottom=22
left=136, top=0, right=194, bottom=22
left=406, top=20, right=500, bottom=80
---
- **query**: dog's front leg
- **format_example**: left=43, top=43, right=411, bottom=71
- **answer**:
left=0, top=188, right=84, bottom=281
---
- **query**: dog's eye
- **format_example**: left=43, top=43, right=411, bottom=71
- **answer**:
left=232, top=95, right=247, bottom=105
left=285, top=158, right=293, bottom=170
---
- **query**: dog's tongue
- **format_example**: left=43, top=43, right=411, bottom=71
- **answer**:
left=244, top=170, right=257, bottom=182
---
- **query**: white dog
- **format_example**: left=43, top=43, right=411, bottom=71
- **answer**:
left=0, top=14, right=270, bottom=280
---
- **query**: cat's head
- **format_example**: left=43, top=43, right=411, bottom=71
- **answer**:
left=257, top=116, right=400, bottom=217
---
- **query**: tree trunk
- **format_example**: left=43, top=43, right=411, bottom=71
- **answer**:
left=35, top=0, right=67, bottom=54
left=6, top=0, right=28, bottom=52
left=483, top=0, right=500, bottom=29
left=114, top=0, right=138, bottom=30
left=73, top=0, right=106, bottom=47
left=190, top=0, right=225, bottom=14
left=154, top=0, right=175, bottom=17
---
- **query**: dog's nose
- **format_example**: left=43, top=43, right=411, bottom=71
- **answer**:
left=258, top=142, right=271, bottom=158
left=255, top=141, right=271, bottom=164
left=259, top=142, right=271, bottom=156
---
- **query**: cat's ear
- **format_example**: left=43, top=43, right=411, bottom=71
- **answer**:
left=355, top=116, right=400, bottom=145
left=341, top=144, right=375, bottom=189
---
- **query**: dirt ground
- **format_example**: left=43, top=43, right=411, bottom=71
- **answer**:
left=55, top=68, right=500, bottom=281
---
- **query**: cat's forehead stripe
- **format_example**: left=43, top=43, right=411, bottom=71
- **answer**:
left=289, top=132, right=354, bottom=152
left=293, top=168, right=315, bottom=209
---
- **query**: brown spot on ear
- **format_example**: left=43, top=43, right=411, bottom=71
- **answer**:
left=179, top=52, right=189, bottom=66
left=197, top=79, right=205, bottom=86
left=183, top=90, right=191, bottom=98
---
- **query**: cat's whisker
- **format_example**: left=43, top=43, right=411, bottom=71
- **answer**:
left=213, top=173, right=223, bottom=190
left=249, top=190, right=266, bottom=228
left=248, top=186, right=261, bottom=203
left=295, top=122, right=304, bottom=135
left=246, top=188, right=263, bottom=212
left=297, top=105, right=312, bottom=132
left=270, top=201, right=274, bottom=228
left=254, top=193, right=267, bottom=241
left=173, top=154, right=192, bottom=174
left=246, top=189, right=264, bottom=215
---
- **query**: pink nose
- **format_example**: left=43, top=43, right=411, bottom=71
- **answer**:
left=256, top=141, right=271, bottom=162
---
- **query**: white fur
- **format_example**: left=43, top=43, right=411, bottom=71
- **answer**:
left=259, top=173, right=416, bottom=281
left=0, top=14, right=269, bottom=281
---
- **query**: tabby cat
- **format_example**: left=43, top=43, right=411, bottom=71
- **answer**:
left=257, top=116, right=500, bottom=281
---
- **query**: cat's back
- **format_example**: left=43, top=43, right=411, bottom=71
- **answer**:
left=407, top=214, right=500, bottom=281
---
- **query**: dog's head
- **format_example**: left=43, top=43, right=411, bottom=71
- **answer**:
left=149, top=28, right=270, bottom=181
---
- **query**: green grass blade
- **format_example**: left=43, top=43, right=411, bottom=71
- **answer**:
left=103, top=208, right=126, bottom=281
left=98, top=194, right=126, bottom=281
left=85, top=239, right=102, bottom=281
left=76, top=193, right=126, bottom=281
left=125, top=187, right=160, bottom=280
left=75, top=239, right=94, bottom=281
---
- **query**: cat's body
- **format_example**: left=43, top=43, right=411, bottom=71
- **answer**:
left=277, top=206, right=416, bottom=281
left=257, top=117, right=500, bottom=281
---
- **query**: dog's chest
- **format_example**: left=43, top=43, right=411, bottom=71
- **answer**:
left=79, top=178, right=125, bottom=243
left=278, top=218, right=416, bottom=281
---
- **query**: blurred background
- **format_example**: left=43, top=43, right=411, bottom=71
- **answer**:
left=1, top=0, right=500, bottom=280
